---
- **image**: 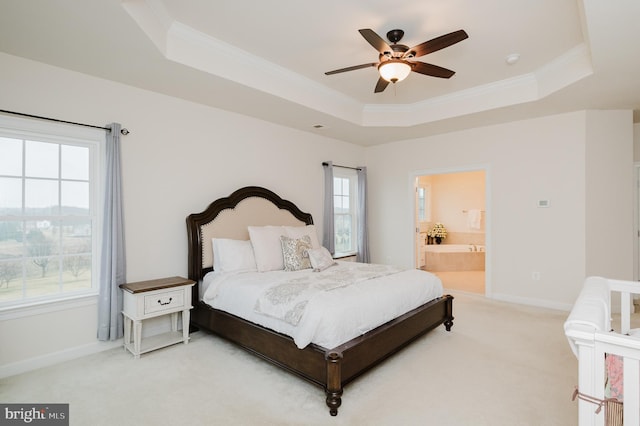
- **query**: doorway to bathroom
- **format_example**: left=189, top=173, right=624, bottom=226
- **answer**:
left=414, top=168, right=488, bottom=295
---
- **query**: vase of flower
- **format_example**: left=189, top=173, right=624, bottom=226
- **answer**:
left=428, top=223, right=447, bottom=245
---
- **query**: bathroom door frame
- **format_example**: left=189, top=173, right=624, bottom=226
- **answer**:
left=634, top=162, right=640, bottom=281
left=410, top=164, right=491, bottom=297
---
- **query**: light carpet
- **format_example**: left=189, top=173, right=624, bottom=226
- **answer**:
left=0, top=292, right=579, bottom=425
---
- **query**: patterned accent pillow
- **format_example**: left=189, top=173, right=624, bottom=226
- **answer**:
left=280, top=235, right=312, bottom=271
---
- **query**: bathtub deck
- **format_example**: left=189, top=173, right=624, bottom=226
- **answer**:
left=425, top=250, right=485, bottom=272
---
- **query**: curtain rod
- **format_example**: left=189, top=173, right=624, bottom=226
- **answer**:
left=0, top=109, right=130, bottom=135
left=322, top=162, right=362, bottom=171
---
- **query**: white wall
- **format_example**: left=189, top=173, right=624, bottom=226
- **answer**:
left=633, top=123, right=640, bottom=162
left=0, top=53, right=364, bottom=375
left=584, top=110, right=634, bottom=279
left=366, top=110, right=634, bottom=309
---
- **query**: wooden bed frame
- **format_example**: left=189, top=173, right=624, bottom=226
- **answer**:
left=186, top=186, right=454, bottom=416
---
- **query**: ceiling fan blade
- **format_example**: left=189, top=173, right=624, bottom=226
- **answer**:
left=405, top=29, right=468, bottom=58
left=411, top=62, right=456, bottom=78
left=359, top=29, right=392, bottom=54
left=374, top=77, right=390, bottom=93
left=325, top=62, right=378, bottom=75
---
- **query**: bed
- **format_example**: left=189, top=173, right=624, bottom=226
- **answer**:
left=186, top=186, right=454, bottom=416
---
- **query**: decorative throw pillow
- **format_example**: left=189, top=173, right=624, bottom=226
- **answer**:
left=280, top=235, right=312, bottom=271
left=307, top=246, right=337, bottom=272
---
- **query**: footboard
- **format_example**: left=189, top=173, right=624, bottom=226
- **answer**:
left=564, top=276, right=640, bottom=426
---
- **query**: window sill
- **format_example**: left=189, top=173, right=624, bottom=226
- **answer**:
left=0, top=293, right=99, bottom=321
left=334, top=252, right=357, bottom=260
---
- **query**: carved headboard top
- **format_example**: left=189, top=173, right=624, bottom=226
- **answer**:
left=186, top=186, right=313, bottom=282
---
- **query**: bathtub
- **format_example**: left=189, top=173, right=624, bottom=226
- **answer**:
left=425, top=244, right=485, bottom=253
left=423, top=244, right=485, bottom=271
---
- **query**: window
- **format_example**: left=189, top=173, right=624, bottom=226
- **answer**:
left=0, top=116, right=103, bottom=308
left=417, top=184, right=432, bottom=222
left=333, top=169, right=358, bottom=256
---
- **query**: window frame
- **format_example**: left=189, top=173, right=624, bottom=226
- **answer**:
left=0, top=115, right=104, bottom=311
left=333, top=168, right=358, bottom=257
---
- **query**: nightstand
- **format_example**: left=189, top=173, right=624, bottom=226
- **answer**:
left=120, top=276, right=196, bottom=358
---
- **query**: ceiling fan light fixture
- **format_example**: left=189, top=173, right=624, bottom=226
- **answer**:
left=378, top=60, right=412, bottom=83
left=325, top=28, right=468, bottom=93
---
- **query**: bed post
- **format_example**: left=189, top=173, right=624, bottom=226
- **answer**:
left=325, top=351, right=343, bottom=416
left=444, top=294, right=454, bottom=331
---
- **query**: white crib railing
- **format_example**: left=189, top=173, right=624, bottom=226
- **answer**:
left=565, top=276, right=640, bottom=426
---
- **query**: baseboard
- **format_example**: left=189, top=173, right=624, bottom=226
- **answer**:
left=0, top=339, right=122, bottom=379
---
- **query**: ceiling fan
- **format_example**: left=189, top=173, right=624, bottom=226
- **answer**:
left=325, top=28, right=469, bottom=93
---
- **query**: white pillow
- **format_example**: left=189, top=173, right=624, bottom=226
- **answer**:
left=284, top=225, right=321, bottom=249
left=307, top=247, right=337, bottom=272
left=248, top=226, right=286, bottom=272
left=212, top=238, right=257, bottom=273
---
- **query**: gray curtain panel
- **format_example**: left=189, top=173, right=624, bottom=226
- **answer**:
left=97, top=123, right=126, bottom=341
left=322, top=161, right=335, bottom=254
left=356, top=166, right=370, bottom=263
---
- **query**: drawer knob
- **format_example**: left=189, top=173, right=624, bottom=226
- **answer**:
left=158, top=297, right=173, bottom=306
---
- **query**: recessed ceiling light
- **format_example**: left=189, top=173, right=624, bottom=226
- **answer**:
left=312, top=124, right=325, bottom=129
left=505, top=53, right=520, bottom=65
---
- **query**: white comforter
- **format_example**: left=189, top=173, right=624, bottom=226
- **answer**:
left=202, top=261, right=443, bottom=349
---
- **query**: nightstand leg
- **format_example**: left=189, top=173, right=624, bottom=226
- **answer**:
left=123, top=314, right=131, bottom=350
left=133, top=320, right=142, bottom=359
left=182, top=309, right=190, bottom=344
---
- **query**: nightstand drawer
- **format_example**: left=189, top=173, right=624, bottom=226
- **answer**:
left=144, top=290, right=184, bottom=314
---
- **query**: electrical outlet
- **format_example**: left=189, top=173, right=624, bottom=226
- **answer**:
left=531, top=271, right=541, bottom=281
